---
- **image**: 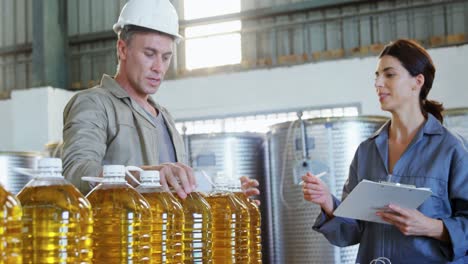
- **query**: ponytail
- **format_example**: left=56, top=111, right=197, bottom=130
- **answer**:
left=421, top=99, right=444, bottom=123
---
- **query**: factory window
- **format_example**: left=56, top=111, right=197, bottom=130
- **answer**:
left=175, top=105, right=360, bottom=135
left=183, top=0, right=241, bottom=70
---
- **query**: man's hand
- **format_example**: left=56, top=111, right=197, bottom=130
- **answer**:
left=141, top=162, right=196, bottom=199
left=376, top=204, right=449, bottom=242
left=240, top=176, right=260, bottom=205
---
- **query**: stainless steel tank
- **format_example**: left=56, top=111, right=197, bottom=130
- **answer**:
left=443, top=108, right=468, bottom=140
left=186, top=132, right=265, bottom=197
left=266, top=116, right=388, bottom=264
left=0, top=151, right=42, bottom=194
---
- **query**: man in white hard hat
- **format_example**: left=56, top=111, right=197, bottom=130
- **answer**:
left=61, top=0, right=260, bottom=199
left=61, top=0, right=196, bottom=197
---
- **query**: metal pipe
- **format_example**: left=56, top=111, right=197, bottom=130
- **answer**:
left=297, top=111, right=309, bottom=160
left=182, top=125, right=191, bottom=165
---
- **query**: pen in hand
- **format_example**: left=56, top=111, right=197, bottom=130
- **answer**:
left=299, top=171, right=327, bottom=185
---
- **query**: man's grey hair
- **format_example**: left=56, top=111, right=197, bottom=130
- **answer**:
left=115, top=25, right=175, bottom=72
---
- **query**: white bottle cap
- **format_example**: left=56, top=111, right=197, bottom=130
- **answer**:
left=140, top=170, right=161, bottom=186
left=229, top=177, right=242, bottom=191
left=213, top=171, right=229, bottom=191
left=103, top=165, right=126, bottom=177
left=234, top=177, right=242, bottom=187
left=214, top=174, right=227, bottom=185
left=37, top=158, right=63, bottom=177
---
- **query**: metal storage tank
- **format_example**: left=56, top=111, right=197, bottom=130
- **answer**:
left=266, top=116, right=388, bottom=264
left=0, top=152, right=42, bottom=194
left=444, top=108, right=468, bottom=140
left=186, top=132, right=266, bottom=198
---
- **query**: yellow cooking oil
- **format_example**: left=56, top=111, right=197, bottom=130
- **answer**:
left=16, top=158, right=93, bottom=264
left=176, top=191, right=213, bottom=264
left=160, top=192, right=185, bottom=264
left=135, top=170, right=184, bottom=264
left=235, top=192, right=262, bottom=263
left=205, top=176, right=236, bottom=264
left=230, top=190, right=250, bottom=264
left=86, top=165, right=152, bottom=264
left=0, top=184, right=22, bottom=263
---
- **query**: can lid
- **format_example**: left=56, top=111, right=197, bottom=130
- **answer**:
left=140, top=170, right=161, bottom=186
left=103, top=165, right=126, bottom=177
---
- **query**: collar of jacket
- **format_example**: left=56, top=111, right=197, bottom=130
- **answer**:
left=101, top=74, right=161, bottom=108
left=370, top=113, right=444, bottom=140
left=100, top=74, right=166, bottom=125
left=98, top=74, right=185, bottom=163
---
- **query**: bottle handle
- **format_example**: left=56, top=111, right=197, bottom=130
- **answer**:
left=81, top=165, right=143, bottom=185
left=198, top=170, right=217, bottom=188
left=82, top=176, right=104, bottom=183
left=125, top=166, right=142, bottom=185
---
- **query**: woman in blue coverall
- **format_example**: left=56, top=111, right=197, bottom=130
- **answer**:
left=302, top=39, right=467, bottom=263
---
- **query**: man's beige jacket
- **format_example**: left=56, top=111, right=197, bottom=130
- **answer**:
left=62, top=74, right=186, bottom=194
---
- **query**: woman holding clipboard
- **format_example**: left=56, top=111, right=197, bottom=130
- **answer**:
left=302, top=39, right=468, bottom=263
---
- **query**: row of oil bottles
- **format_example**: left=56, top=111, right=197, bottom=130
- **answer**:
left=0, top=158, right=262, bottom=263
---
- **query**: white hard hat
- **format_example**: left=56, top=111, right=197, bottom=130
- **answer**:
left=113, top=0, right=182, bottom=41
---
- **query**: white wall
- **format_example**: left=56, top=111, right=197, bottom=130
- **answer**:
left=0, top=96, right=13, bottom=150
left=47, top=88, right=75, bottom=145
left=0, top=87, right=74, bottom=152
left=1, top=44, right=467, bottom=152
left=157, top=44, right=468, bottom=120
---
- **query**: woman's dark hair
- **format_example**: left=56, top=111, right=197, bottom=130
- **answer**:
left=379, top=39, right=444, bottom=123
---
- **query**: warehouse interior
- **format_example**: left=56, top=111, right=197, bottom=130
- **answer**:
left=1, top=0, right=467, bottom=151
left=0, top=0, right=467, bottom=263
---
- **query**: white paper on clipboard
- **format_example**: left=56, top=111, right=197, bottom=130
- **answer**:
left=333, top=179, right=432, bottom=224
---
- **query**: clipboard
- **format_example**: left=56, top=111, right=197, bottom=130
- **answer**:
left=333, top=179, right=432, bottom=224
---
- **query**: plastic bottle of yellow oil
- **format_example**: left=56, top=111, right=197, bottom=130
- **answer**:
left=226, top=179, right=251, bottom=264
left=232, top=179, right=262, bottom=263
left=176, top=190, right=212, bottom=263
left=16, top=158, right=93, bottom=263
left=86, top=165, right=152, bottom=263
left=0, top=183, right=22, bottom=263
left=204, top=175, right=236, bottom=264
left=135, top=170, right=184, bottom=264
